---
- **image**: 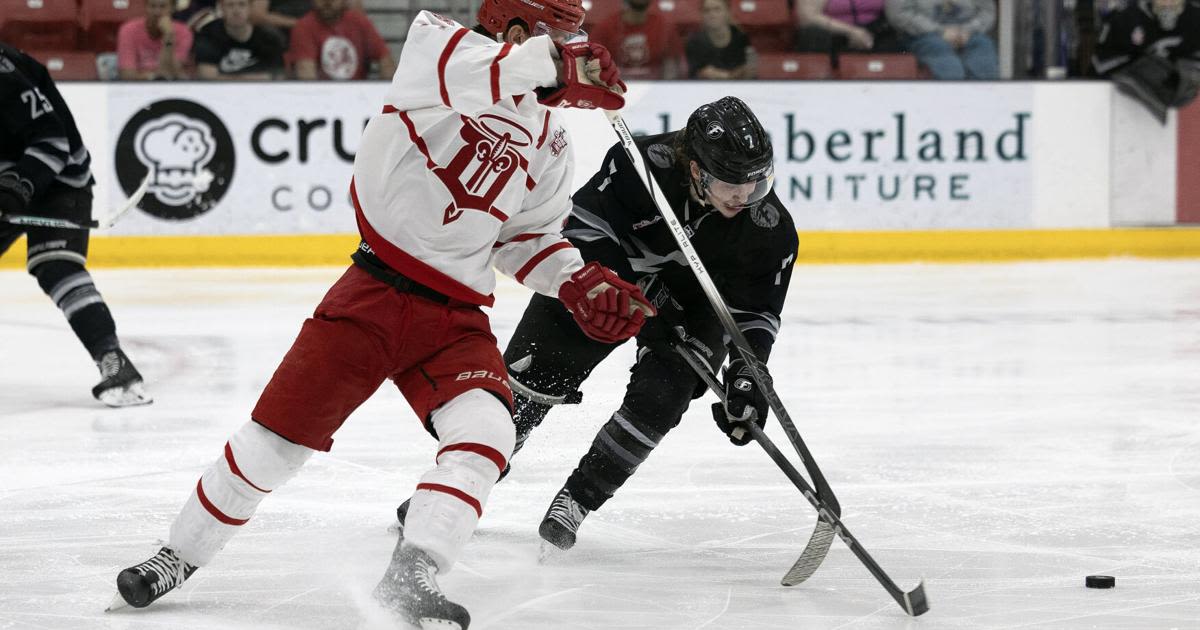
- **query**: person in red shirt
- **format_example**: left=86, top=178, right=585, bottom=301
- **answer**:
left=287, top=0, right=395, bottom=79
left=589, top=0, right=683, bottom=80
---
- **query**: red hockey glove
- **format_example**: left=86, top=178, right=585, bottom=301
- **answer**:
left=559, top=262, right=654, bottom=343
left=538, top=42, right=626, bottom=111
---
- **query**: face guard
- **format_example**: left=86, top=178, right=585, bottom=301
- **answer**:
left=698, top=164, right=774, bottom=211
left=534, top=20, right=588, bottom=43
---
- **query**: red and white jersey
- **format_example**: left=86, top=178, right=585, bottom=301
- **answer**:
left=351, top=10, right=584, bottom=307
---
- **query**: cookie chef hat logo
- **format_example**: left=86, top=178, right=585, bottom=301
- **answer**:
left=116, top=99, right=234, bottom=220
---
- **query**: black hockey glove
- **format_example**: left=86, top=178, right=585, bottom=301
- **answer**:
left=0, top=172, right=34, bottom=218
left=634, top=273, right=684, bottom=343
left=1172, top=60, right=1200, bottom=107
left=712, top=358, right=769, bottom=446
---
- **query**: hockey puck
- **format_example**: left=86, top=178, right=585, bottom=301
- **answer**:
left=1085, top=575, right=1115, bottom=589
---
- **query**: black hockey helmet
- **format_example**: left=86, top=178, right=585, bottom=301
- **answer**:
left=684, top=96, right=774, bottom=208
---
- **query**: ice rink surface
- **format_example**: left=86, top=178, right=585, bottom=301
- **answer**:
left=2, top=259, right=1200, bottom=630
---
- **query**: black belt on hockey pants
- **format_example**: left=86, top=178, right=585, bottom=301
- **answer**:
left=351, top=249, right=452, bottom=305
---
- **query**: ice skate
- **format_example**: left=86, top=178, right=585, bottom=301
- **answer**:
left=538, top=486, right=590, bottom=551
left=92, top=348, right=152, bottom=407
left=109, top=546, right=196, bottom=610
left=374, top=543, right=470, bottom=630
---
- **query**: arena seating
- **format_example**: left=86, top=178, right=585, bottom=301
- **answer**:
left=0, top=0, right=81, bottom=51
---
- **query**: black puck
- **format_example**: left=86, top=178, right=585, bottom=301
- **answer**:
left=1086, top=575, right=1115, bottom=589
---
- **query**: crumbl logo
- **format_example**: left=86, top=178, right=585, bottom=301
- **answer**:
left=134, top=114, right=216, bottom=206
left=116, top=99, right=235, bottom=220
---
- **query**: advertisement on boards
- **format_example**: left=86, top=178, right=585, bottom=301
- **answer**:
left=93, top=82, right=1038, bottom=235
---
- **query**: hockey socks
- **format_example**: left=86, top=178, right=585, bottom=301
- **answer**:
left=402, top=390, right=513, bottom=570
left=168, top=421, right=314, bottom=568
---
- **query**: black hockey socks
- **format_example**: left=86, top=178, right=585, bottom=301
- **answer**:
left=566, top=407, right=666, bottom=511
left=32, top=261, right=118, bottom=359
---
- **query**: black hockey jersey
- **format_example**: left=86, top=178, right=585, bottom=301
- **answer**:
left=566, top=131, right=798, bottom=361
left=1094, top=0, right=1200, bottom=76
left=0, top=43, right=94, bottom=203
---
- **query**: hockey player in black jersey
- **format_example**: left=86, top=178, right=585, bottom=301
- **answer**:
left=395, top=96, right=798, bottom=549
left=0, top=42, right=151, bottom=407
left=1093, top=0, right=1200, bottom=120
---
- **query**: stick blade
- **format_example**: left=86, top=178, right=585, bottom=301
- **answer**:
left=902, top=578, right=930, bottom=617
left=780, top=520, right=836, bottom=586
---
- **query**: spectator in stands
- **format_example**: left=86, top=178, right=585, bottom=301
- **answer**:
left=194, top=0, right=286, bottom=79
left=885, top=0, right=998, bottom=79
left=251, top=0, right=311, bottom=41
left=795, top=0, right=903, bottom=53
left=686, top=0, right=757, bottom=79
left=175, top=0, right=220, bottom=31
left=1093, top=0, right=1200, bottom=122
left=590, top=0, right=683, bottom=80
left=287, top=0, right=394, bottom=80
left=117, top=0, right=193, bottom=80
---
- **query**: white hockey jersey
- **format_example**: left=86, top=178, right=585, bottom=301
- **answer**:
left=351, top=10, right=585, bottom=307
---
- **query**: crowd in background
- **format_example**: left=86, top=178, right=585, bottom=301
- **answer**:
left=1, top=0, right=1196, bottom=89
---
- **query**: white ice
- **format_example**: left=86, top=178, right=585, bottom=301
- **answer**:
left=2, top=260, right=1200, bottom=630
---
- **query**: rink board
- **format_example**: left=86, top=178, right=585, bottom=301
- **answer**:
left=5, top=228, right=1200, bottom=268
left=2, top=81, right=1195, bottom=268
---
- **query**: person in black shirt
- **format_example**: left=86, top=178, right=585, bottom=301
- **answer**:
left=1093, top=0, right=1200, bottom=121
left=0, top=42, right=151, bottom=407
left=393, top=97, right=798, bottom=551
left=686, top=0, right=757, bottom=79
left=195, top=0, right=285, bottom=79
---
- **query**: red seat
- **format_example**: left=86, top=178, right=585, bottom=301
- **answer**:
left=80, top=0, right=145, bottom=52
left=0, top=0, right=81, bottom=51
left=835, top=53, right=921, bottom=79
left=29, top=50, right=99, bottom=79
left=757, top=52, right=830, bottom=79
left=656, top=0, right=700, bottom=40
left=731, top=0, right=792, bottom=51
left=582, top=0, right=621, bottom=31
left=730, top=0, right=788, bottom=26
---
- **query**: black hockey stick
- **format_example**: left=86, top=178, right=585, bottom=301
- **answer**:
left=672, top=344, right=836, bottom=586
left=602, top=111, right=840, bottom=513
left=673, top=344, right=929, bottom=616
left=1, top=175, right=150, bottom=231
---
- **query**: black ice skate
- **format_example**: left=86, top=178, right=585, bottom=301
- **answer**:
left=538, top=487, right=590, bottom=551
left=92, top=348, right=152, bottom=407
left=374, top=543, right=470, bottom=630
left=110, top=546, right=196, bottom=610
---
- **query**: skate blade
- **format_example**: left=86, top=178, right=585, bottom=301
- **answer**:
left=105, top=592, right=130, bottom=612
left=418, top=619, right=463, bottom=630
left=97, top=382, right=154, bottom=408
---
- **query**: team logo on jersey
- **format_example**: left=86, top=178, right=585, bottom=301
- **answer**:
left=115, top=99, right=235, bottom=221
left=647, top=143, right=674, bottom=169
left=435, top=114, right=531, bottom=224
left=320, top=36, right=359, bottom=80
left=750, top=202, right=780, bottom=229
left=549, top=127, right=568, bottom=157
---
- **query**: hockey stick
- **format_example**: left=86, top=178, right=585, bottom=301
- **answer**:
left=1, top=175, right=150, bottom=231
left=672, top=344, right=836, bottom=586
left=602, top=110, right=840, bottom=514
left=672, top=344, right=929, bottom=616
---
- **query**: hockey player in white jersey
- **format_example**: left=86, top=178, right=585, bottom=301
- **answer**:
left=111, top=1, right=652, bottom=627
